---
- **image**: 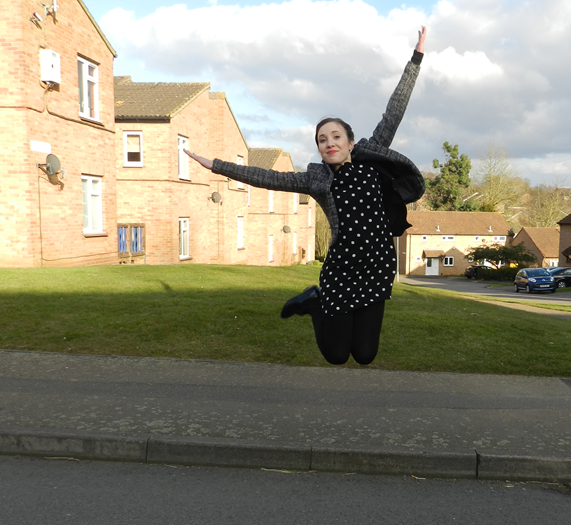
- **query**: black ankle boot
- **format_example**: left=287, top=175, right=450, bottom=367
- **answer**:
left=280, top=286, right=321, bottom=319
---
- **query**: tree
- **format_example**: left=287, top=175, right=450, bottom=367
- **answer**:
left=522, top=185, right=571, bottom=228
left=465, top=243, right=537, bottom=269
left=425, top=142, right=474, bottom=211
left=314, top=204, right=331, bottom=261
left=471, top=146, right=529, bottom=215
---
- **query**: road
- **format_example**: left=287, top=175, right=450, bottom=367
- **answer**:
left=1, top=456, right=570, bottom=525
left=400, top=275, right=570, bottom=305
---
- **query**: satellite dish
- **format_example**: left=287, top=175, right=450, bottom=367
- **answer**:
left=210, top=192, right=222, bottom=204
left=45, top=154, right=61, bottom=175
left=282, top=225, right=291, bottom=233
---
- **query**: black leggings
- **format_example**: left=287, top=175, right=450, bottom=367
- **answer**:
left=309, top=301, right=386, bottom=366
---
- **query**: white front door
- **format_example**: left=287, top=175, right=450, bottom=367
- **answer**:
left=425, top=257, right=439, bottom=276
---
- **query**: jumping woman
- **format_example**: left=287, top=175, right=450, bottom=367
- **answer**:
left=186, top=27, right=427, bottom=365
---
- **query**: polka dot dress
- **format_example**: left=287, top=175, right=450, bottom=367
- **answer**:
left=320, top=162, right=397, bottom=316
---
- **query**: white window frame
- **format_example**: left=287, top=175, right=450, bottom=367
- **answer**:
left=178, top=136, right=189, bottom=180
left=269, top=235, right=274, bottom=262
left=441, top=235, right=455, bottom=242
left=493, top=236, right=507, bottom=242
left=179, top=218, right=190, bottom=259
left=421, top=235, right=428, bottom=242
left=443, top=256, right=454, bottom=267
left=474, top=236, right=481, bottom=242
left=269, top=190, right=274, bottom=213
left=81, top=175, right=103, bottom=234
left=237, top=217, right=244, bottom=249
left=78, top=57, right=99, bottom=121
left=123, top=131, right=143, bottom=167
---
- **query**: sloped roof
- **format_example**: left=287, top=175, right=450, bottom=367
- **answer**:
left=79, top=0, right=117, bottom=57
left=516, top=227, right=560, bottom=257
left=114, top=76, right=210, bottom=120
left=558, top=212, right=571, bottom=225
left=248, top=148, right=282, bottom=169
left=407, top=211, right=511, bottom=236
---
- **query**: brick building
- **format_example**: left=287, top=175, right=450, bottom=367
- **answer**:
left=398, top=211, right=512, bottom=276
left=558, top=213, right=571, bottom=267
left=114, top=78, right=315, bottom=266
left=510, top=227, right=560, bottom=267
left=0, top=0, right=118, bottom=268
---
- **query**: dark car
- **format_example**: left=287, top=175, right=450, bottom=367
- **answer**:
left=514, top=268, right=556, bottom=293
left=465, top=265, right=488, bottom=279
left=546, top=267, right=571, bottom=289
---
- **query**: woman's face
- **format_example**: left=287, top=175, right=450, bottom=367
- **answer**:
left=317, top=121, right=354, bottom=169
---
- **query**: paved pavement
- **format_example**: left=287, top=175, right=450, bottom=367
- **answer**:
left=399, top=275, right=571, bottom=319
left=1, top=350, right=570, bottom=482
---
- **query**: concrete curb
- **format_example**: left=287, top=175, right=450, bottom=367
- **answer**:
left=1, top=428, right=570, bottom=483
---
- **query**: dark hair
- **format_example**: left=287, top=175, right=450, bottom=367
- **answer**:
left=315, top=117, right=354, bottom=145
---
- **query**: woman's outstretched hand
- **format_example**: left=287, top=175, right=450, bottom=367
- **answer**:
left=416, top=26, right=427, bottom=53
left=184, top=149, right=213, bottom=170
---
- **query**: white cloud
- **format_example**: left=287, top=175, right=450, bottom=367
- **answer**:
left=100, top=0, right=571, bottom=186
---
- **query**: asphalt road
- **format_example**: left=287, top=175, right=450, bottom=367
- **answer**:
left=1, top=456, right=570, bottom=525
left=400, top=275, right=571, bottom=305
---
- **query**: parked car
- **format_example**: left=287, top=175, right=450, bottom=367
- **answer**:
left=546, top=267, right=571, bottom=289
left=465, top=265, right=488, bottom=279
left=514, top=268, right=556, bottom=293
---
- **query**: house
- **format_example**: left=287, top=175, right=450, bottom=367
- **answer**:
left=510, top=227, right=560, bottom=267
left=0, top=0, right=118, bottom=268
left=247, top=148, right=315, bottom=266
left=114, top=78, right=315, bottom=266
left=558, top=212, right=571, bottom=267
left=398, top=211, right=512, bottom=276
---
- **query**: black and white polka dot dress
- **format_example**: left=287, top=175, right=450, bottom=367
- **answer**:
left=320, top=162, right=396, bottom=316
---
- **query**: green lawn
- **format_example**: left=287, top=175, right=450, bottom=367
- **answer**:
left=1, top=265, right=570, bottom=376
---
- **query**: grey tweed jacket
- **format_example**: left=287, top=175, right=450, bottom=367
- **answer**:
left=212, top=55, right=424, bottom=245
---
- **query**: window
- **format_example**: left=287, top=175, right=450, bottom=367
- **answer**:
left=179, top=218, right=190, bottom=258
left=293, top=193, right=298, bottom=214
left=474, top=236, right=481, bottom=242
left=178, top=136, right=189, bottom=180
left=269, top=235, right=274, bottom=262
left=443, top=256, right=454, bottom=266
left=82, top=175, right=103, bottom=233
left=269, top=190, right=274, bottom=213
left=78, top=57, right=99, bottom=121
left=441, top=235, right=455, bottom=242
left=293, top=232, right=297, bottom=254
left=123, top=132, right=143, bottom=167
left=421, top=235, right=428, bottom=241
left=237, top=217, right=244, bottom=249
left=493, top=236, right=507, bottom=242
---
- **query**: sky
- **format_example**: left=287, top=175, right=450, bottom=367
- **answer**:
left=86, top=0, right=571, bottom=187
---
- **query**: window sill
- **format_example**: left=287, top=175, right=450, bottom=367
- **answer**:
left=123, top=164, right=144, bottom=168
left=84, top=231, right=108, bottom=238
left=238, top=247, right=245, bottom=251
left=79, top=115, right=103, bottom=125
left=179, top=256, right=193, bottom=261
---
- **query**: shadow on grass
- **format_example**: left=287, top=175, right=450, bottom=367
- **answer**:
left=1, top=265, right=570, bottom=375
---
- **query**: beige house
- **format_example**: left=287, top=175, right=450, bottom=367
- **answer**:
left=511, top=227, right=560, bottom=267
left=0, top=0, right=117, bottom=268
left=248, top=148, right=315, bottom=265
left=398, top=211, right=512, bottom=276
left=114, top=78, right=315, bottom=266
left=558, top=213, right=571, bottom=267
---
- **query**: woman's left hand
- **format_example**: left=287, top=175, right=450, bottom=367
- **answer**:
left=415, top=26, right=427, bottom=53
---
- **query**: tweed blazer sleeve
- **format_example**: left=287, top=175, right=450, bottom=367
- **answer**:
left=211, top=160, right=313, bottom=195
left=366, top=53, right=422, bottom=148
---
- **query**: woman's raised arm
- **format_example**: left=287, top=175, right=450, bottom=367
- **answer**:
left=184, top=149, right=213, bottom=170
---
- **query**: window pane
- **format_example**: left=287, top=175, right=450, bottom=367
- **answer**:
left=88, top=81, right=95, bottom=118
left=82, top=179, right=89, bottom=228
left=78, top=61, right=84, bottom=114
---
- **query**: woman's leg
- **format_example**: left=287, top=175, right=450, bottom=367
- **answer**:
left=309, top=308, right=354, bottom=365
left=350, top=301, right=386, bottom=365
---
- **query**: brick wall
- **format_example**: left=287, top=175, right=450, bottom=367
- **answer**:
left=0, top=0, right=117, bottom=268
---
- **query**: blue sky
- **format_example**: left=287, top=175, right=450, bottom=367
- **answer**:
left=85, top=0, right=571, bottom=187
